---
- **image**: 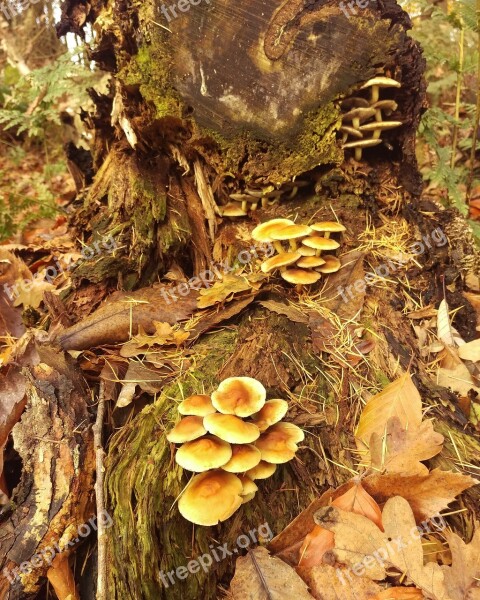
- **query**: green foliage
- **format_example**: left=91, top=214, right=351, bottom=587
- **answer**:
left=0, top=49, right=97, bottom=138
left=407, top=0, right=480, bottom=243
left=0, top=157, right=65, bottom=241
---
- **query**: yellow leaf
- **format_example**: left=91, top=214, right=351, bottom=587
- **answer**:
left=356, top=374, right=422, bottom=456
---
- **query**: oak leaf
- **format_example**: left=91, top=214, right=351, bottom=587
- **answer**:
left=363, top=468, right=478, bottom=521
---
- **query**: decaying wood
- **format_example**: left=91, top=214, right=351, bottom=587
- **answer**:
left=0, top=346, right=94, bottom=599
left=0, top=0, right=476, bottom=599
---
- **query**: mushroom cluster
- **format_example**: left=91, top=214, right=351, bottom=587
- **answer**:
left=167, top=377, right=304, bottom=526
left=221, top=180, right=308, bottom=217
left=251, top=218, right=344, bottom=289
left=341, top=76, right=403, bottom=160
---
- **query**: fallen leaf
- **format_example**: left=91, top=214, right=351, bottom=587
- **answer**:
left=297, top=564, right=382, bottom=599
left=120, top=322, right=189, bottom=357
left=437, top=346, right=480, bottom=396
left=437, top=299, right=465, bottom=347
left=322, top=250, right=366, bottom=320
left=442, top=529, right=480, bottom=600
left=314, top=497, right=447, bottom=598
left=57, top=284, right=199, bottom=350
left=368, top=417, right=444, bottom=475
left=372, top=588, right=424, bottom=599
left=356, top=374, right=423, bottom=459
left=363, top=468, right=478, bottom=521
left=116, top=360, right=177, bottom=408
left=0, top=368, right=27, bottom=487
left=299, top=482, right=383, bottom=568
left=260, top=300, right=309, bottom=324
left=197, top=273, right=260, bottom=309
left=230, top=546, right=314, bottom=600
left=458, top=339, right=480, bottom=363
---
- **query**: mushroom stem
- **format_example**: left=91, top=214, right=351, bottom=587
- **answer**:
left=273, top=241, right=285, bottom=254
left=286, top=185, right=298, bottom=199
left=323, top=232, right=331, bottom=239
left=375, top=109, right=383, bottom=122
left=372, top=129, right=382, bottom=140
left=261, top=196, right=268, bottom=208
left=289, top=240, right=298, bottom=251
left=354, top=147, right=363, bottom=161
left=371, top=86, right=380, bottom=103
left=242, top=200, right=248, bottom=212
left=250, top=201, right=259, bottom=211
left=352, top=117, right=360, bottom=129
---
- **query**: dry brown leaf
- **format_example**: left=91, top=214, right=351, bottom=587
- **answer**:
left=259, top=300, right=309, bottom=324
left=299, top=482, right=383, bottom=568
left=437, top=346, right=480, bottom=396
left=368, top=417, right=444, bottom=475
left=116, top=361, right=175, bottom=408
left=372, top=588, right=424, bottom=599
left=229, top=546, right=314, bottom=600
left=0, top=368, right=27, bottom=486
left=297, top=564, right=382, bottom=600
left=363, top=468, right=478, bottom=521
left=13, top=277, right=56, bottom=309
left=458, top=339, right=480, bottom=363
left=441, top=529, right=480, bottom=600
left=58, top=285, right=199, bottom=350
left=356, top=374, right=423, bottom=458
left=47, top=554, right=79, bottom=600
left=314, top=497, right=447, bottom=598
left=197, top=273, right=263, bottom=309
left=322, top=250, right=366, bottom=320
left=120, top=322, right=189, bottom=357
left=437, top=299, right=465, bottom=348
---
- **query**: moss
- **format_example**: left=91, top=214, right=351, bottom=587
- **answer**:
left=120, top=42, right=182, bottom=119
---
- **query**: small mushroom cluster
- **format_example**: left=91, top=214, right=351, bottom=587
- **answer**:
left=341, top=76, right=403, bottom=160
left=251, top=218, right=344, bottom=289
left=167, top=376, right=304, bottom=526
left=221, top=180, right=308, bottom=217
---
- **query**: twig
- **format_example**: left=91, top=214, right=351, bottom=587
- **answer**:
left=93, top=380, right=107, bottom=600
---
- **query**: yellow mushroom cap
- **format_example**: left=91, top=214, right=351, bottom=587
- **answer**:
left=261, top=252, right=301, bottom=274
left=296, top=256, right=326, bottom=269
left=343, top=139, right=382, bottom=150
left=175, top=435, right=232, bottom=472
left=255, top=422, right=305, bottom=464
left=281, top=269, right=321, bottom=285
left=270, top=224, right=312, bottom=241
left=178, top=394, right=216, bottom=416
left=221, top=203, right=247, bottom=217
left=251, top=219, right=295, bottom=242
left=360, top=76, right=401, bottom=90
left=298, top=246, right=316, bottom=257
left=317, top=255, right=342, bottom=273
left=302, top=237, right=340, bottom=251
left=252, top=399, right=289, bottom=432
left=178, top=470, right=243, bottom=525
left=211, top=376, right=266, bottom=417
left=204, top=413, right=260, bottom=444
left=310, top=221, right=346, bottom=233
left=342, top=107, right=377, bottom=122
left=246, top=460, right=277, bottom=480
left=222, top=444, right=262, bottom=473
left=238, top=475, right=258, bottom=503
left=166, top=416, right=207, bottom=443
